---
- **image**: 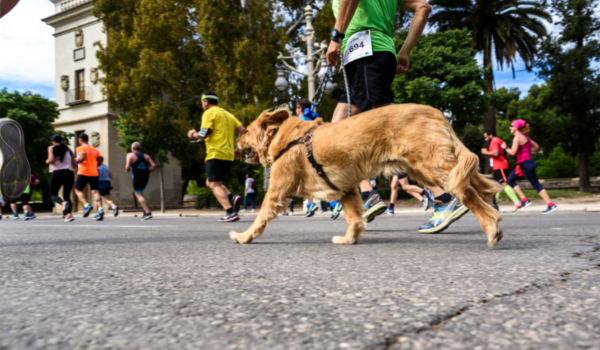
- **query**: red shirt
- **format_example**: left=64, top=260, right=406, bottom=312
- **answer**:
left=489, top=137, right=509, bottom=170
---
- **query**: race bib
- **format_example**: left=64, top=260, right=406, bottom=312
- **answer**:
left=343, top=30, right=373, bottom=66
left=490, top=158, right=494, bottom=167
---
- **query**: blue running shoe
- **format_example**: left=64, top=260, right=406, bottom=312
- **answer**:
left=24, top=213, right=36, bottom=221
left=331, top=201, right=343, bottom=220
left=305, top=203, right=318, bottom=217
left=362, top=192, right=387, bottom=223
left=422, top=189, right=435, bottom=211
left=95, top=209, right=104, bottom=221
left=385, top=207, right=394, bottom=215
left=418, top=197, right=469, bottom=234
left=83, top=204, right=93, bottom=218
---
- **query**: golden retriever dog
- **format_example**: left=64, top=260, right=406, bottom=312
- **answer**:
left=232, top=104, right=503, bottom=246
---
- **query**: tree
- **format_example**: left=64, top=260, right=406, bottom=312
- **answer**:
left=392, top=29, right=489, bottom=131
left=535, top=0, right=600, bottom=192
left=429, top=0, right=551, bottom=130
left=0, top=89, right=70, bottom=206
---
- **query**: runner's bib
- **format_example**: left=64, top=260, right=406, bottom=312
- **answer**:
left=343, top=30, right=373, bottom=66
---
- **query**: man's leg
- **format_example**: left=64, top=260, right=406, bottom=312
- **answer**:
left=399, top=177, right=424, bottom=202
left=75, top=189, right=88, bottom=206
left=102, top=195, right=116, bottom=208
left=331, top=103, right=360, bottom=123
left=10, top=202, right=18, bottom=218
left=135, top=192, right=150, bottom=213
left=250, top=192, right=256, bottom=210
left=207, top=181, right=232, bottom=210
left=388, top=175, right=399, bottom=215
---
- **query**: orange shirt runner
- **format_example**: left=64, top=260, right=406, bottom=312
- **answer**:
left=76, top=144, right=100, bottom=177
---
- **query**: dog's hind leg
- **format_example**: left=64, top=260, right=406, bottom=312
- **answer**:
left=230, top=188, right=287, bottom=244
left=332, top=188, right=366, bottom=245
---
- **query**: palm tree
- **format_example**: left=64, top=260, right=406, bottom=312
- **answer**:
left=429, top=0, right=551, bottom=130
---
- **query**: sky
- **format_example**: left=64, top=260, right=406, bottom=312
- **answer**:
left=0, top=0, right=595, bottom=101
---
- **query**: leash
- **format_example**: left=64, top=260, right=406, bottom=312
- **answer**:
left=310, top=51, right=352, bottom=120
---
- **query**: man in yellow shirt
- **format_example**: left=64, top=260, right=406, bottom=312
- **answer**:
left=188, top=91, right=247, bottom=222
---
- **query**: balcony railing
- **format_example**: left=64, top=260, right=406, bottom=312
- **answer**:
left=60, top=0, right=92, bottom=12
left=65, top=87, right=91, bottom=106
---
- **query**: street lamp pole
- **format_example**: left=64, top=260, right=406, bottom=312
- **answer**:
left=304, top=5, right=316, bottom=99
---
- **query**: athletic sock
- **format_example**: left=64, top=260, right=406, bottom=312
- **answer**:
left=548, top=202, right=555, bottom=207
left=112, top=205, right=117, bottom=209
left=435, top=193, right=452, bottom=204
left=85, top=203, right=90, bottom=207
left=226, top=207, right=234, bottom=215
left=227, top=194, right=234, bottom=203
left=503, top=186, right=520, bottom=204
left=360, top=191, right=370, bottom=202
left=389, top=203, right=395, bottom=209
left=521, top=197, right=528, bottom=203
left=98, top=208, right=104, bottom=212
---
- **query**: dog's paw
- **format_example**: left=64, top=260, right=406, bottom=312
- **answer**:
left=230, top=231, right=253, bottom=244
left=488, top=229, right=503, bottom=247
left=332, top=236, right=356, bottom=245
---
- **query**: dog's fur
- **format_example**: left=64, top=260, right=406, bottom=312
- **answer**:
left=233, top=104, right=503, bottom=246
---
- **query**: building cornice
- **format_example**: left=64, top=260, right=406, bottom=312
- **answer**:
left=41, top=1, right=95, bottom=28
left=53, top=112, right=118, bottom=127
left=57, top=99, right=108, bottom=111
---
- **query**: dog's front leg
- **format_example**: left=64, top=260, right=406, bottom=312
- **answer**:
left=230, top=187, right=287, bottom=244
left=332, top=188, right=366, bottom=245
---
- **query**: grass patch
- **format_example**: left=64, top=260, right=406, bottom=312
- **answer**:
left=497, top=189, right=593, bottom=201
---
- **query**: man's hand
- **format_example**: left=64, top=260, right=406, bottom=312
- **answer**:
left=234, top=148, right=242, bottom=160
left=326, top=40, right=342, bottom=66
left=187, top=129, right=198, bottom=139
left=396, top=55, right=410, bottom=75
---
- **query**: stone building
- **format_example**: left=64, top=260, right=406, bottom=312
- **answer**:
left=42, top=0, right=182, bottom=211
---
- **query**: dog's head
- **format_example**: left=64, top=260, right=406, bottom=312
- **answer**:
left=238, top=107, right=291, bottom=167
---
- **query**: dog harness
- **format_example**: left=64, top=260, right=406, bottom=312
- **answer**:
left=274, top=126, right=340, bottom=191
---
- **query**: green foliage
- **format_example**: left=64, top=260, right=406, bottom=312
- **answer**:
left=0, top=89, right=71, bottom=182
left=497, top=189, right=593, bottom=201
left=392, top=29, right=489, bottom=132
left=491, top=87, right=521, bottom=120
left=536, top=144, right=579, bottom=179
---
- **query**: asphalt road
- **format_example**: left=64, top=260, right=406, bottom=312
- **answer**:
left=0, top=211, right=598, bottom=350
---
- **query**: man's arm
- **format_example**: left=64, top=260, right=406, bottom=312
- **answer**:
left=74, top=151, right=86, bottom=163
left=145, top=154, right=157, bottom=172
left=125, top=154, right=132, bottom=172
left=326, top=0, right=361, bottom=66
left=396, top=0, right=432, bottom=75
left=236, top=125, right=247, bottom=136
left=188, top=129, right=206, bottom=141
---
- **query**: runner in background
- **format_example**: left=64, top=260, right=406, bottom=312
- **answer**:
left=74, top=134, right=103, bottom=220
left=503, top=120, right=557, bottom=214
left=97, top=156, right=119, bottom=217
left=46, top=134, right=76, bottom=222
left=10, top=174, right=39, bottom=220
left=481, top=129, right=522, bottom=213
left=241, top=173, right=256, bottom=213
left=125, top=142, right=156, bottom=221
left=386, top=174, right=432, bottom=215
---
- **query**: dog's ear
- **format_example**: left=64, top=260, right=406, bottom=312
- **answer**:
left=259, top=109, right=290, bottom=129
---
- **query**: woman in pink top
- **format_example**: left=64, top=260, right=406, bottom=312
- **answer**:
left=46, top=134, right=77, bottom=222
left=502, top=120, right=557, bottom=214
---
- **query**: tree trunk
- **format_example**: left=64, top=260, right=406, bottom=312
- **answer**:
left=159, top=162, right=165, bottom=213
left=578, top=150, right=592, bottom=193
left=483, top=55, right=496, bottom=174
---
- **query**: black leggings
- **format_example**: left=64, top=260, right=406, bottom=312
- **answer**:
left=50, top=169, right=74, bottom=214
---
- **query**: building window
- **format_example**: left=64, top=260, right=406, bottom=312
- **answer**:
left=75, top=69, right=85, bottom=101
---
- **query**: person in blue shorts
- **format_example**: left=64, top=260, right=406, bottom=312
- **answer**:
left=97, top=157, right=119, bottom=217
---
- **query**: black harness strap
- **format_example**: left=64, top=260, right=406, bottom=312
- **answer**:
left=274, top=126, right=340, bottom=191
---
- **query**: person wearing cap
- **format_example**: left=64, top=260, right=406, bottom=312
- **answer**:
left=502, top=119, right=557, bottom=214
left=187, top=91, right=247, bottom=223
left=46, top=134, right=77, bottom=222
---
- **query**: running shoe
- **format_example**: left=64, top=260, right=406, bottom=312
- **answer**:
left=25, top=213, right=36, bottom=220
left=231, top=195, right=242, bottom=213
left=0, top=118, right=31, bottom=201
left=83, top=204, right=93, bottom=218
left=422, top=189, right=434, bottom=211
left=0, top=213, right=2, bottom=220
left=240, top=209, right=247, bottom=213
left=94, top=210, right=104, bottom=221
left=305, top=203, right=319, bottom=217
left=10, top=214, right=18, bottom=221
left=64, top=214, right=75, bottom=222
left=218, top=212, right=239, bottom=222
left=113, top=206, right=119, bottom=217
left=331, top=202, right=342, bottom=220
left=141, top=212, right=153, bottom=221
left=251, top=209, right=255, bottom=213
left=278, top=212, right=288, bottom=216
left=543, top=204, right=558, bottom=215
left=418, top=197, right=470, bottom=234
left=512, top=204, right=521, bottom=214
left=385, top=207, right=394, bottom=215
left=362, top=192, right=387, bottom=223
left=519, top=199, right=532, bottom=209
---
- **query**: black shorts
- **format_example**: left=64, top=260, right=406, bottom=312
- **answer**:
left=493, top=169, right=508, bottom=184
left=338, top=51, right=396, bottom=113
left=75, top=175, right=99, bottom=191
left=133, top=174, right=149, bottom=194
left=396, top=173, right=408, bottom=180
left=206, top=159, right=232, bottom=182
left=11, top=192, right=32, bottom=205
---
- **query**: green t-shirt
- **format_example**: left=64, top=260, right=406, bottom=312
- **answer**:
left=332, top=0, right=404, bottom=56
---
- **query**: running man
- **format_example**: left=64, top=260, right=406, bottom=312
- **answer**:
left=327, top=0, right=469, bottom=233
left=9, top=174, right=38, bottom=220
left=125, top=142, right=156, bottom=221
left=386, top=174, right=431, bottom=215
left=502, top=120, right=557, bottom=214
left=241, top=173, right=256, bottom=213
left=187, top=91, right=247, bottom=223
left=74, top=134, right=103, bottom=220
left=97, top=156, right=119, bottom=217
left=481, top=129, right=522, bottom=213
